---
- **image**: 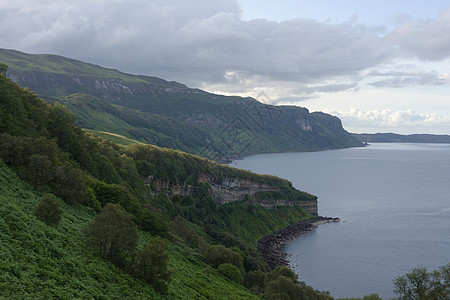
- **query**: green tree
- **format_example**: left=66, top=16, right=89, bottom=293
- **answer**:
left=54, top=162, right=89, bottom=205
left=244, top=270, right=266, bottom=294
left=204, top=244, right=244, bottom=271
left=393, top=264, right=450, bottom=300
left=0, top=63, right=7, bottom=75
left=133, top=238, right=171, bottom=294
left=264, top=275, right=306, bottom=300
left=27, top=154, right=54, bottom=190
left=217, top=263, right=243, bottom=284
left=84, top=204, right=138, bottom=268
left=35, top=193, right=62, bottom=226
left=265, top=266, right=299, bottom=286
left=140, top=208, right=168, bottom=236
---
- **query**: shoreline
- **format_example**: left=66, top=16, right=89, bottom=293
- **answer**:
left=257, top=216, right=340, bottom=269
left=224, top=144, right=366, bottom=164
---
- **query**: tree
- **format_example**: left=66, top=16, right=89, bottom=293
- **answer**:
left=393, top=264, right=450, bottom=300
left=27, top=154, right=54, bottom=190
left=54, top=162, right=89, bottom=205
left=35, top=193, right=62, bottom=226
left=217, top=263, right=243, bottom=284
left=204, top=244, right=244, bottom=271
left=244, top=270, right=266, bottom=294
left=133, top=238, right=171, bottom=294
left=264, top=275, right=306, bottom=300
left=84, top=204, right=138, bottom=268
left=265, top=266, right=299, bottom=286
left=140, top=208, right=168, bottom=237
left=0, top=63, right=7, bottom=75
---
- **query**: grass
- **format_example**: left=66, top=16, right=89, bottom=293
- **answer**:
left=0, top=162, right=258, bottom=299
left=86, top=130, right=145, bottom=146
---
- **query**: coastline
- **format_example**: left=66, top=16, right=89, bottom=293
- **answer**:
left=257, top=216, right=340, bottom=269
left=224, top=144, right=366, bottom=164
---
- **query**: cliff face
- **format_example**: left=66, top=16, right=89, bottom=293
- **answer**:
left=1, top=49, right=363, bottom=163
left=146, top=175, right=318, bottom=216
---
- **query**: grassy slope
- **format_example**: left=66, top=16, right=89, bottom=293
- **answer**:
left=0, top=162, right=258, bottom=299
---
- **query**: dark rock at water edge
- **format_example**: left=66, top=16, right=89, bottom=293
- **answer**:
left=257, top=216, right=340, bottom=269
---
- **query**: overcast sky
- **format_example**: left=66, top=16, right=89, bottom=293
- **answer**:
left=1, top=0, right=450, bottom=134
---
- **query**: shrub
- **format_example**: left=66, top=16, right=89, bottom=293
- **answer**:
left=133, top=238, right=171, bottom=294
left=217, top=263, right=243, bottom=284
left=35, top=193, right=62, bottom=226
left=84, top=204, right=138, bottom=268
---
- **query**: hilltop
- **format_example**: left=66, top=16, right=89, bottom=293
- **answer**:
left=0, top=48, right=362, bottom=161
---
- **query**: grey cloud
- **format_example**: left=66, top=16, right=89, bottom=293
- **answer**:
left=0, top=0, right=392, bottom=87
left=389, top=7, right=450, bottom=61
left=0, top=0, right=449, bottom=101
left=369, top=70, right=449, bottom=88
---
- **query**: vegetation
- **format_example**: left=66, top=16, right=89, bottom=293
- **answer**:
left=0, top=65, right=328, bottom=298
left=0, top=48, right=363, bottom=162
left=393, top=264, right=450, bottom=299
left=353, top=133, right=450, bottom=144
left=2, top=59, right=446, bottom=299
left=34, top=193, right=62, bottom=226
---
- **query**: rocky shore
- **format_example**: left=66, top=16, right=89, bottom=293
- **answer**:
left=257, top=216, right=340, bottom=269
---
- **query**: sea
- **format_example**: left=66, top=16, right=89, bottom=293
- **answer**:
left=230, top=143, right=450, bottom=299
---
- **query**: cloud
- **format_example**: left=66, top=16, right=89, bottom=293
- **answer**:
left=389, top=7, right=450, bottom=61
left=0, top=0, right=449, bottom=104
left=0, top=1, right=392, bottom=85
left=368, top=70, right=450, bottom=88
left=332, top=108, right=450, bottom=127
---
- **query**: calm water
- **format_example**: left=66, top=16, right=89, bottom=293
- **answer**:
left=231, top=143, right=450, bottom=299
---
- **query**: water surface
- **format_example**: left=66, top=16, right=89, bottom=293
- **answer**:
left=231, top=143, right=450, bottom=299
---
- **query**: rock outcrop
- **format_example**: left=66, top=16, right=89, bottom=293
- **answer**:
left=146, top=175, right=318, bottom=215
left=257, top=216, right=340, bottom=269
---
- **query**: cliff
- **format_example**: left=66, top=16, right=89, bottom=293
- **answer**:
left=145, top=174, right=318, bottom=216
left=0, top=48, right=363, bottom=162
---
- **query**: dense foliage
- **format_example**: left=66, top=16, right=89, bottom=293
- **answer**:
left=393, top=264, right=450, bottom=300
left=34, top=193, right=62, bottom=226
left=0, top=68, right=331, bottom=298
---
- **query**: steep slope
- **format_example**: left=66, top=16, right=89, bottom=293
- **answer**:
left=0, top=58, right=334, bottom=298
left=0, top=48, right=363, bottom=161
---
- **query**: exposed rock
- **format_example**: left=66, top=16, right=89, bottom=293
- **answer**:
left=146, top=175, right=318, bottom=215
left=257, top=216, right=340, bottom=269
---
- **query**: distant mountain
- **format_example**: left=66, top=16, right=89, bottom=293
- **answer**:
left=0, top=48, right=362, bottom=161
left=353, top=133, right=450, bottom=144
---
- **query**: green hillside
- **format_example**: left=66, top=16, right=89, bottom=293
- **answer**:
left=0, top=63, right=335, bottom=299
left=0, top=48, right=363, bottom=161
left=0, top=162, right=261, bottom=299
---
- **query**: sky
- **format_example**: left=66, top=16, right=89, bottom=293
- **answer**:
left=1, top=0, right=450, bottom=134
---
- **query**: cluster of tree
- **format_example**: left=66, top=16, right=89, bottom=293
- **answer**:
left=393, top=264, right=449, bottom=299
left=84, top=204, right=171, bottom=293
left=1, top=67, right=311, bottom=296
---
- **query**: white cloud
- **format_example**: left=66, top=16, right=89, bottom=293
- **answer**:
left=332, top=108, right=450, bottom=127
left=389, top=7, right=450, bottom=61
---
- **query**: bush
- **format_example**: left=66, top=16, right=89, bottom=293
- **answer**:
left=204, top=245, right=244, bottom=271
left=264, top=276, right=305, bottom=300
left=244, top=270, right=266, bottom=293
left=133, top=238, right=171, bottom=294
left=35, top=193, right=62, bottom=226
left=393, top=263, right=450, bottom=300
left=84, top=204, right=138, bottom=268
left=217, top=263, right=243, bottom=284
